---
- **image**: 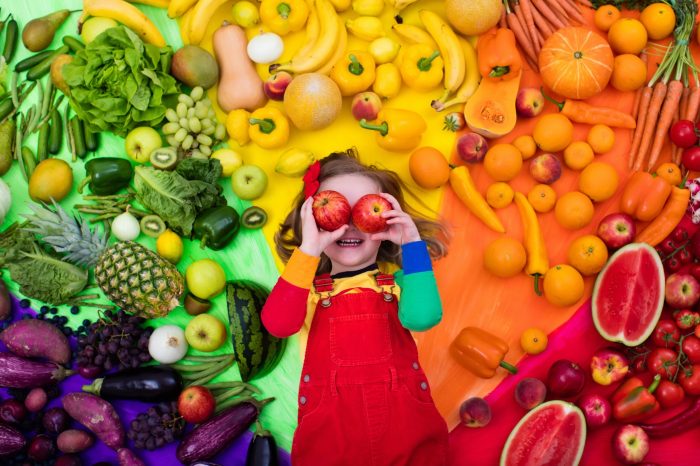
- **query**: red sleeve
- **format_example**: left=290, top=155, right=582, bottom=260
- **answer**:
left=261, top=277, right=310, bottom=338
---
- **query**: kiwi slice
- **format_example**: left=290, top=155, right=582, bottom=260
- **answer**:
left=241, top=206, right=268, bottom=229
left=150, top=147, right=179, bottom=170
left=140, top=215, right=166, bottom=238
left=184, top=293, right=212, bottom=316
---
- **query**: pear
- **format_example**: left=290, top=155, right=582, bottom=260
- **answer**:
left=50, top=54, right=73, bottom=96
left=22, top=9, right=70, bottom=52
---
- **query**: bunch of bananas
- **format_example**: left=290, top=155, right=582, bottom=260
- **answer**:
left=79, top=0, right=167, bottom=46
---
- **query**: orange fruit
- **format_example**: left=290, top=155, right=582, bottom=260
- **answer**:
left=486, top=182, right=514, bottom=209
left=533, top=114, right=573, bottom=152
left=513, top=135, right=537, bottom=160
left=587, top=124, right=616, bottom=154
left=594, top=5, right=621, bottom=32
left=483, top=236, right=527, bottom=278
left=543, top=264, right=585, bottom=307
left=608, top=18, right=648, bottom=55
left=567, top=234, right=609, bottom=276
left=640, top=3, right=676, bottom=40
left=408, top=146, right=450, bottom=189
left=528, top=184, right=557, bottom=213
left=484, top=143, right=523, bottom=181
left=563, top=141, right=595, bottom=170
left=579, top=161, right=619, bottom=202
left=555, top=191, right=595, bottom=230
left=520, top=328, right=548, bottom=355
left=656, top=162, right=682, bottom=186
left=610, top=54, right=647, bottom=92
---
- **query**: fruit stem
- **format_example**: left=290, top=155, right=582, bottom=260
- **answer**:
left=540, top=86, right=564, bottom=111
left=249, top=117, right=276, bottom=134
left=417, top=51, right=440, bottom=71
left=77, top=175, right=91, bottom=194
left=648, top=374, right=661, bottom=394
left=348, top=54, right=365, bottom=76
left=81, top=378, right=102, bottom=395
left=533, top=274, right=543, bottom=296
left=488, top=65, right=510, bottom=78
left=277, top=3, right=291, bottom=19
left=499, top=360, right=518, bottom=374
left=359, top=119, right=388, bottom=136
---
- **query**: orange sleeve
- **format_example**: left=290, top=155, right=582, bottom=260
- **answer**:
left=281, top=248, right=320, bottom=289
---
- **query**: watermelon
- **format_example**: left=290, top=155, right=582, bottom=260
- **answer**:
left=225, top=281, right=287, bottom=381
left=592, top=243, right=665, bottom=346
left=500, top=400, right=586, bottom=466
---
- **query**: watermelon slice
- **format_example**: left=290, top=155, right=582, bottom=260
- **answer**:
left=500, top=400, right=586, bottom=466
left=592, top=243, right=665, bottom=346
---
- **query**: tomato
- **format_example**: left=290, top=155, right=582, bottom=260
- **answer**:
left=678, top=248, right=694, bottom=265
left=655, top=380, right=685, bottom=409
left=666, top=257, right=682, bottom=274
left=679, top=364, right=700, bottom=395
left=669, top=120, right=698, bottom=148
left=682, top=146, right=700, bottom=171
left=647, top=347, right=679, bottom=379
left=689, top=263, right=700, bottom=282
left=675, top=310, right=699, bottom=330
left=682, top=335, right=700, bottom=364
left=661, top=238, right=677, bottom=254
left=696, top=325, right=700, bottom=339
left=672, top=227, right=689, bottom=243
left=651, top=319, right=681, bottom=348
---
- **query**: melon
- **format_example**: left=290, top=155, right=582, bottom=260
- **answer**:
left=445, top=0, right=503, bottom=36
left=500, top=400, right=586, bottom=466
left=283, top=73, right=342, bottom=131
left=592, top=243, right=665, bottom=347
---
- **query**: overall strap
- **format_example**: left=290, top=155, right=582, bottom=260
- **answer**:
left=313, top=274, right=334, bottom=308
left=375, top=273, right=396, bottom=302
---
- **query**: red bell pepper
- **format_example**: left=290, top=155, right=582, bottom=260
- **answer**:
left=611, top=375, right=661, bottom=423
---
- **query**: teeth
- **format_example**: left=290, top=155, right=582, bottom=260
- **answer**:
left=337, top=239, right=362, bottom=246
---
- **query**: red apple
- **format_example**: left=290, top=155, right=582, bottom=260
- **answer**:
left=263, top=71, right=293, bottom=101
left=352, top=194, right=392, bottom=233
left=516, top=87, right=545, bottom=118
left=597, top=213, right=636, bottom=250
left=665, top=272, right=700, bottom=309
left=177, top=386, right=215, bottom=424
left=312, top=190, right=351, bottom=231
left=456, top=132, right=488, bottom=163
left=529, top=153, right=562, bottom=184
left=351, top=91, right=382, bottom=121
left=612, top=424, right=650, bottom=464
left=577, top=393, right=611, bottom=428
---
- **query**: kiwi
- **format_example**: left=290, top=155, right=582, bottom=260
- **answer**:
left=150, top=147, right=179, bottom=170
left=241, top=206, right=268, bottom=229
left=184, top=293, right=211, bottom=315
left=140, top=215, right=166, bottom=238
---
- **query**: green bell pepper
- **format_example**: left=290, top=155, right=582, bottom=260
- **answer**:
left=193, top=206, right=240, bottom=250
left=77, top=157, right=133, bottom=195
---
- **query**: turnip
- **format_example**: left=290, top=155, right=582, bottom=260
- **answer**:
left=62, top=393, right=124, bottom=450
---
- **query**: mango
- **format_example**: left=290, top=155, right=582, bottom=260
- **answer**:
left=170, top=45, right=219, bottom=90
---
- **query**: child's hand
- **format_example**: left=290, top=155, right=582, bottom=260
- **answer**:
left=299, top=197, right=349, bottom=257
left=370, top=193, right=421, bottom=245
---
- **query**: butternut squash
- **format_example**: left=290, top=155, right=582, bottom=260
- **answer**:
left=464, top=71, right=521, bottom=139
left=213, top=22, right=267, bottom=112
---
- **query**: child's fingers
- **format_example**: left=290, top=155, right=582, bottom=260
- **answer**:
left=327, top=224, right=349, bottom=241
left=369, top=231, right=392, bottom=241
left=381, top=209, right=408, bottom=219
left=379, top=193, right=402, bottom=211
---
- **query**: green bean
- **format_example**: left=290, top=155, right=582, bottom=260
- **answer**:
left=33, top=94, right=64, bottom=134
left=14, top=50, right=53, bottom=72
left=15, top=117, right=26, bottom=180
left=48, top=109, right=62, bottom=155
left=21, top=147, right=36, bottom=178
left=70, top=116, right=86, bottom=159
left=24, top=104, right=40, bottom=137
left=41, top=80, right=53, bottom=119
left=84, top=126, right=99, bottom=152
left=27, top=45, right=70, bottom=81
left=65, top=104, right=75, bottom=162
left=36, top=124, right=49, bottom=162
left=2, top=18, right=17, bottom=64
left=62, top=35, right=84, bottom=52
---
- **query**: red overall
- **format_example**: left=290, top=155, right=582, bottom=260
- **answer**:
left=291, top=273, right=448, bottom=466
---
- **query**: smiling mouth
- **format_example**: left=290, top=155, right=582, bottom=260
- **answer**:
left=336, top=238, right=363, bottom=247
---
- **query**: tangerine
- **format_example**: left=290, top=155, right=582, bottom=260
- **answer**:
left=611, top=54, right=647, bottom=92
left=563, top=141, right=595, bottom=170
left=594, top=5, right=621, bottom=32
left=528, top=184, right=557, bottom=213
left=520, top=328, right=548, bottom=355
left=408, top=146, right=450, bottom=189
left=486, top=182, right=515, bottom=209
left=484, top=143, right=523, bottom=181
left=555, top=191, right=595, bottom=230
left=579, top=161, right=619, bottom=202
left=513, top=135, right=537, bottom=160
left=587, top=124, right=616, bottom=154
left=656, top=162, right=682, bottom=186
left=483, top=236, right=527, bottom=278
left=543, top=264, right=585, bottom=307
left=640, top=3, right=676, bottom=40
left=533, top=114, right=573, bottom=152
left=608, top=18, right=648, bottom=55
left=567, top=234, right=609, bottom=276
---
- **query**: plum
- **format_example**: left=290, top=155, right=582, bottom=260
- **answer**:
left=514, top=378, right=547, bottom=410
left=459, top=397, right=492, bottom=428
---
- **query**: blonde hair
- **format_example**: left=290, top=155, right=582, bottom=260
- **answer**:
left=275, top=148, right=449, bottom=274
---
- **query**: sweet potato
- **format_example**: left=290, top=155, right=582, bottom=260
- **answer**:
left=57, top=429, right=94, bottom=453
left=62, top=393, right=124, bottom=450
left=0, top=318, right=71, bottom=364
left=118, top=447, right=146, bottom=466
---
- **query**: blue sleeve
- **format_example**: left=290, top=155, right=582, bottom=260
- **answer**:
left=395, top=241, right=443, bottom=331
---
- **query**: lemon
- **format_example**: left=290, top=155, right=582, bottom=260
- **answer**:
left=156, top=230, right=183, bottom=264
left=232, top=1, right=260, bottom=28
left=212, top=148, right=244, bottom=177
left=368, top=37, right=400, bottom=65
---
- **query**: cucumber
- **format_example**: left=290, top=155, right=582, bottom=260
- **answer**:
left=62, top=36, right=84, bottom=52
left=48, top=109, right=62, bottom=154
left=14, top=50, right=53, bottom=72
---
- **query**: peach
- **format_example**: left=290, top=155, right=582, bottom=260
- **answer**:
left=456, top=132, right=488, bottom=164
left=514, top=378, right=547, bottom=410
left=516, top=87, right=545, bottom=118
left=263, top=71, right=293, bottom=101
left=530, top=153, right=562, bottom=184
left=459, top=397, right=492, bottom=428
left=351, top=91, right=382, bottom=121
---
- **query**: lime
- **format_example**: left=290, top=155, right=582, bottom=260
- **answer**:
left=232, top=1, right=260, bottom=28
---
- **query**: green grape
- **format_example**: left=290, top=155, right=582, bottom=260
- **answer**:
left=194, top=103, right=208, bottom=120
left=200, top=145, right=212, bottom=156
left=176, top=103, right=188, bottom=118
left=201, top=125, right=215, bottom=136
left=174, top=128, right=188, bottom=143
left=182, top=134, right=194, bottom=150
left=178, top=94, right=195, bottom=107
left=191, top=149, right=205, bottom=159
left=166, top=135, right=178, bottom=147
left=162, top=122, right=180, bottom=135
left=179, top=118, right=189, bottom=131
left=189, top=118, right=202, bottom=133
left=214, top=124, right=226, bottom=141
left=187, top=107, right=196, bottom=119
left=190, top=86, right=204, bottom=102
left=165, top=109, right=178, bottom=123
left=196, top=134, right=213, bottom=146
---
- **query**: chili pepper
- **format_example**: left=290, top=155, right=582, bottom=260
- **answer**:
left=227, top=109, right=251, bottom=146
left=635, top=186, right=690, bottom=246
left=476, top=28, right=521, bottom=81
left=611, top=374, right=661, bottom=423
left=248, top=107, right=289, bottom=149
left=448, top=165, right=504, bottom=233
left=359, top=108, right=426, bottom=152
left=620, top=171, right=672, bottom=222
left=246, top=420, right=279, bottom=466
left=260, top=0, right=309, bottom=35
left=77, top=157, right=134, bottom=196
left=542, top=88, right=636, bottom=129
left=399, top=44, right=443, bottom=91
left=450, top=327, right=517, bottom=378
left=330, top=50, right=376, bottom=96
left=675, top=310, right=699, bottom=330
left=193, top=206, right=241, bottom=250
left=637, top=397, right=700, bottom=438
left=514, top=192, right=549, bottom=295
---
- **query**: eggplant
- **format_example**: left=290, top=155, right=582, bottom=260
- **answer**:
left=81, top=366, right=183, bottom=401
left=246, top=422, right=278, bottom=466
left=177, top=402, right=259, bottom=463
left=0, top=353, right=73, bottom=388
left=0, top=423, right=26, bottom=456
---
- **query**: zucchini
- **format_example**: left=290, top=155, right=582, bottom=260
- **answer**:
left=81, top=366, right=183, bottom=402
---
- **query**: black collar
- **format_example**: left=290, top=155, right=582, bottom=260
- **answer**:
left=331, top=263, right=379, bottom=279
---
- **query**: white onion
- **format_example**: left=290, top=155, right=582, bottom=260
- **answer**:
left=148, top=325, right=188, bottom=364
left=247, top=32, right=284, bottom=64
left=111, top=209, right=140, bottom=241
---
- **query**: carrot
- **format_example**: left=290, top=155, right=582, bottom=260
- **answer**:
left=519, top=0, right=539, bottom=57
left=683, top=85, right=700, bottom=121
left=532, top=0, right=566, bottom=30
left=500, top=5, right=507, bottom=28
left=647, top=79, right=683, bottom=171
left=530, top=4, right=554, bottom=38
left=630, top=86, right=653, bottom=169
left=635, top=186, right=690, bottom=246
left=631, top=52, right=648, bottom=121
left=679, top=86, right=691, bottom=121
left=633, top=81, right=667, bottom=171
left=558, top=0, right=585, bottom=23
left=507, top=10, right=538, bottom=68
left=575, top=0, right=592, bottom=7
left=544, top=0, right=571, bottom=23
left=513, top=2, right=532, bottom=45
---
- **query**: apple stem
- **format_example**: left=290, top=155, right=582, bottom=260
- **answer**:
left=499, top=360, right=518, bottom=374
left=359, top=119, right=388, bottom=136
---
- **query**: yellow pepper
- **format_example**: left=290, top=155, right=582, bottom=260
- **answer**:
left=448, top=166, right=504, bottom=233
left=399, top=43, right=443, bottom=91
left=373, top=63, right=401, bottom=98
left=513, top=192, right=549, bottom=295
left=359, top=108, right=425, bottom=152
left=225, top=109, right=251, bottom=146
left=330, top=51, right=376, bottom=96
left=260, top=0, right=309, bottom=35
left=248, top=107, right=290, bottom=149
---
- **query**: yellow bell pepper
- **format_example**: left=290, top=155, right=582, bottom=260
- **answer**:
left=399, top=43, right=443, bottom=91
left=448, top=166, right=504, bottom=233
left=260, top=0, right=309, bottom=35
left=248, top=107, right=290, bottom=149
left=330, top=51, right=376, bottom=96
left=373, top=63, right=401, bottom=98
left=359, top=108, right=425, bottom=152
left=226, top=109, right=251, bottom=146
left=513, top=192, right=549, bottom=295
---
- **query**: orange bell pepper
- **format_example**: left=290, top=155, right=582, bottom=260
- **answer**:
left=620, top=171, right=672, bottom=222
left=476, top=28, right=521, bottom=81
left=450, top=327, right=517, bottom=378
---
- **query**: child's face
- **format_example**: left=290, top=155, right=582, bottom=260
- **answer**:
left=319, top=173, right=383, bottom=273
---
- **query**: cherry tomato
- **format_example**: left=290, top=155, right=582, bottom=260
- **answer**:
left=673, top=227, right=689, bottom=243
left=666, top=257, right=683, bottom=273
left=655, top=380, right=685, bottom=409
left=696, top=325, right=700, bottom=339
left=682, top=335, right=700, bottom=364
left=679, top=364, right=700, bottom=395
left=661, top=238, right=678, bottom=254
left=678, top=248, right=694, bottom=265
left=648, top=348, right=679, bottom=379
left=676, top=310, right=699, bottom=330
left=682, top=146, right=700, bottom=171
left=690, top=230, right=700, bottom=259
left=669, top=120, right=698, bottom=148
left=652, top=319, right=681, bottom=348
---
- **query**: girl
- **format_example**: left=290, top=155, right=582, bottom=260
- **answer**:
left=261, top=150, right=449, bottom=466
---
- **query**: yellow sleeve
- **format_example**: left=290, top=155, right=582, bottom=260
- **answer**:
left=281, top=248, right=320, bottom=289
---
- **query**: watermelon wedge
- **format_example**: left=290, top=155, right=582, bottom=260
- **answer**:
left=592, top=243, right=665, bottom=347
left=500, top=400, right=586, bottom=466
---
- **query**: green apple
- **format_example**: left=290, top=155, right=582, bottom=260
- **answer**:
left=81, top=17, right=118, bottom=44
left=186, top=259, right=226, bottom=300
left=185, top=314, right=227, bottom=352
left=231, top=164, right=267, bottom=200
left=125, top=127, right=162, bottom=163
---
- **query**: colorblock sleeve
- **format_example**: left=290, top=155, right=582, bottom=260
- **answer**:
left=396, top=241, right=443, bottom=332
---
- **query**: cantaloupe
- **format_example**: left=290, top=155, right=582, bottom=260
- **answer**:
left=283, top=73, right=342, bottom=131
left=445, top=0, right=503, bottom=36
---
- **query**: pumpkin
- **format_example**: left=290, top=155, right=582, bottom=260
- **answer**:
left=539, top=27, right=614, bottom=100
left=464, top=71, right=521, bottom=138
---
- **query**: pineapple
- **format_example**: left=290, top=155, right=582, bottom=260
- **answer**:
left=23, top=202, right=183, bottom=318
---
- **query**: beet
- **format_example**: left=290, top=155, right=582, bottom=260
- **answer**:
left=43, top=407, right=70, bottom=434
left=0, top=353, right=73, bottom=388
left=0, top=398, right=27, bottom=424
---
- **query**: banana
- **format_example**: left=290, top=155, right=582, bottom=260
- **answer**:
left=129, top=0, right=170, bottom=8
left=187, top=0, right=230, bottom=45
left=346, top=16, right=385, bottom=41
left=167, top=0, right=198, bottom=18
left=179, top=4, right=195, bottom=44
left=419, top=10, right=465, bottom=99
left=275, top=148, right=316, bottom=177
left=81, top=0, right=166, bottom=46
left=315, top=17, right=347, bottom=75
left=431, top=38, right=479, bottom=111
left=328, top=0, right=351, bottom=12
left=292, top=4, right=320, bottom=60
left=384, top=0, right=419, bottom=12
left=391, top=23, right=437, bottom=49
